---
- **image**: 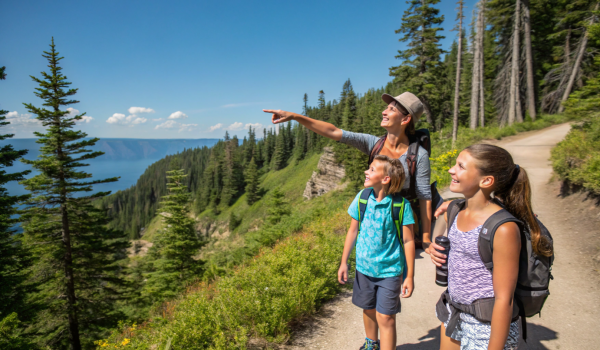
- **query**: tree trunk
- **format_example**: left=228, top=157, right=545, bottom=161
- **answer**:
left=452, top=1, right=464, bottom=143
left=469, top=3, right=481, bottom=130
left=62, top=204, right=81, bottom=350
left=479, top=0, right=486, bottom=127
left=523, top=0, right=536, bottom=120
left=558, top=2, right=599, bottom=113
left=508, top=0, right=521, bottom=125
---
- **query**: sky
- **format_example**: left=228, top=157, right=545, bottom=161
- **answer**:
left=1, top=0, right=479, bottom=139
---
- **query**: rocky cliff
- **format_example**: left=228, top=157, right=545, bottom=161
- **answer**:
left=303, top=147, right=347, bottom=199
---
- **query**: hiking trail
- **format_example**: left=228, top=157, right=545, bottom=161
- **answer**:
left=288, top=123, right=600, bottom=350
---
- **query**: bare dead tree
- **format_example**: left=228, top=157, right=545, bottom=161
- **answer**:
left=478, top=0, right=486, bottom=127
left=508, top=0, right=521, bottom=125
left=452, top=0, right=465, bottom=143
left=523, top=0, right=536, bottom=120
left=558, top=2, right=599, bottom=113
left=469, top=3, right=481, bottom=130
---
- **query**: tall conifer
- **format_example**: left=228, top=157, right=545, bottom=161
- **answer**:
left=142, top=169, right=204, bottom=304
left=244, top=157, right=260, bottom=205
left=20, top=39, right=128, bottom=349
left=390, top=0, right=445, bottom=126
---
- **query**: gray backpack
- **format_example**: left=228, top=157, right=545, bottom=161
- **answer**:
left=444, top=199, right=554, bottom=340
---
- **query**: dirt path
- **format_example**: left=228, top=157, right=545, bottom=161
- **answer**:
left=289, top=123, right=600, bottom=349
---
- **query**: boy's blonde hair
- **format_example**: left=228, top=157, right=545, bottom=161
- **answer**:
left=373, top=155, right=406, bottom=195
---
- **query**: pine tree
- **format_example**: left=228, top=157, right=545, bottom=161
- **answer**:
left=244, top=157, right=260, bottom=205
left=266, top=187, right=291, bottom=225
left=390, top=0, right=446, bottom=127
left=20, top=39, right=128, bottom=349
left=0, top=65, right=33, bottom=335
left=142, top=169, right=204, bottom=304
left=272, top=126, right=287, bottom=170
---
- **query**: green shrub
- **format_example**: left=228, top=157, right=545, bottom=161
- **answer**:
left=552, top=118, right=600, bottom=194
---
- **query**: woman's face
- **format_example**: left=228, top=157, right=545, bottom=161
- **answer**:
left=381, top=102, right=410, bottom=130
left=448, top=150, right=488, bottom=196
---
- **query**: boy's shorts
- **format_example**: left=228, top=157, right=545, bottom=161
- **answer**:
left=352, top=270, right=402, bottom=315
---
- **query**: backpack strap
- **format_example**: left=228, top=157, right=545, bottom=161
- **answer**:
left=478, top=209, right=523, bottom=272
left=404, top=141, right=420, bottom=200
left=357, top=188, right=373, bottom=234
left=368, top=135, right=387, bottom=166
left=391, top=193, right=406, bottom=248
left=446, top=199, right=466, bottom=235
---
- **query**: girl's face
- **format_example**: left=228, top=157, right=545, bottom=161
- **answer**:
left=449, top=150, right=491, bottom=196
left=381, top=102, right=410, bottom=130
left=364, top=160, right=390, bottom=189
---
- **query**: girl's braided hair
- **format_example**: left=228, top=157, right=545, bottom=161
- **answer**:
left=373, top=154, right=405, bottom=195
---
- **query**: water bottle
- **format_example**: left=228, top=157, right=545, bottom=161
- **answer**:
left=435, top=236, right=451, bottom=287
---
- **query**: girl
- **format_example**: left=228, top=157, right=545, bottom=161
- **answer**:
left=263, top=92, right=434, bottom=251
left=430, top=144, right=553, bottom=350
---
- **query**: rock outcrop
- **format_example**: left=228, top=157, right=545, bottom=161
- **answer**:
left=303, top=147, right=347, bottom=199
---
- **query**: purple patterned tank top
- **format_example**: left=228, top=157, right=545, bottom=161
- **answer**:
left=448, top=219, right=495, bottom=304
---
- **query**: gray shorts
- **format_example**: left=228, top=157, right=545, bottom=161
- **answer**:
left=352, top=270, right=402, bottom=315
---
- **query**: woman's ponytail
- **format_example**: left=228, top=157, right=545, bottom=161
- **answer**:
left=465, top=144, right=553, bottom=257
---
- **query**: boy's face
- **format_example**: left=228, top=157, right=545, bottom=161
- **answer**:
left=364, top=160, right=390, bottom=189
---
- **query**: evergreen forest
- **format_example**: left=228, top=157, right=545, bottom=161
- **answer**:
left=3, top=1, right=600, bottom=349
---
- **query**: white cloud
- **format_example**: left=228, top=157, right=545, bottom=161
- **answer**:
left=152, top=118, right=164, bottom=122
left=66, top=108, right=93, bottom=123
left=245, top=123, right=263, bottom=130
left=66, top=107, right=80, bottom=116
left=106, top=113, right=147, bottom=125
left=167, top=111, right=188, bottom=120
left=128, top=106, right=155, bottom=114
left=209, top=123, right=223, bottom=132
left=155, top=120, right=197, bottom=132
left=78, top=116, right=94, bottom=123
left=5, top=111, right=40, bottom=126
left=107, top=113, right=126, bottom=124
left=227, top=122, right=244, bottom=131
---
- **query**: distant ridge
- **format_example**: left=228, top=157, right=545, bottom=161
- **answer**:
left=4, top=138, right=221, bottom=161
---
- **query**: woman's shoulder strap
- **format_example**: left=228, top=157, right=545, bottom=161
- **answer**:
left=368, top=134, right=387, bottom=166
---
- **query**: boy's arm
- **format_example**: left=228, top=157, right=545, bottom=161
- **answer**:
left=338, top=219, right=359, bottom=284
left=401, top=224, right=415, bottom=298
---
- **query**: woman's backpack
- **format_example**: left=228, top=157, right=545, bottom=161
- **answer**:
left=446, top=199, right=555, bottom=340
left=368, top=129, right=444, bottom=244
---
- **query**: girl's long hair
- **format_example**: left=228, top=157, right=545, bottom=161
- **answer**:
left=465, top=144, right=553, bottom=257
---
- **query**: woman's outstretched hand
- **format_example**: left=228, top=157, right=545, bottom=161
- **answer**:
left=263, top=109, right=295, bottom=124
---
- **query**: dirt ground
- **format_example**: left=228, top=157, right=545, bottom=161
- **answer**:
left=286, top=123, right=600, bottom=350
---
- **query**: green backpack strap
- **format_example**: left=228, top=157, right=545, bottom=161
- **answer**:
left=357, top=188, right=373, bottom=235
left=391, top=193, right=406, bottom=250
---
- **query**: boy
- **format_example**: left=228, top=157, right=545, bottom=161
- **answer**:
left=338, top=155, right=416, bottom=350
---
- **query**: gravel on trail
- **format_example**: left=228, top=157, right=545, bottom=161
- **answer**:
left=288, top=123, right=600, bottom=350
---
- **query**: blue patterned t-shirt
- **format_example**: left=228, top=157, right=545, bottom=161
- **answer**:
left=348, top=189, right=415, bottom=278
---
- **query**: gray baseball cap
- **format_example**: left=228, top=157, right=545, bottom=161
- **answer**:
left=382, top=92, right=424, bottom=124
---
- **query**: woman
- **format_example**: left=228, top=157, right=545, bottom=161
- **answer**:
left=429, top=144, right=553, bottom=349
left=263, top=92, right=433, bottom=250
